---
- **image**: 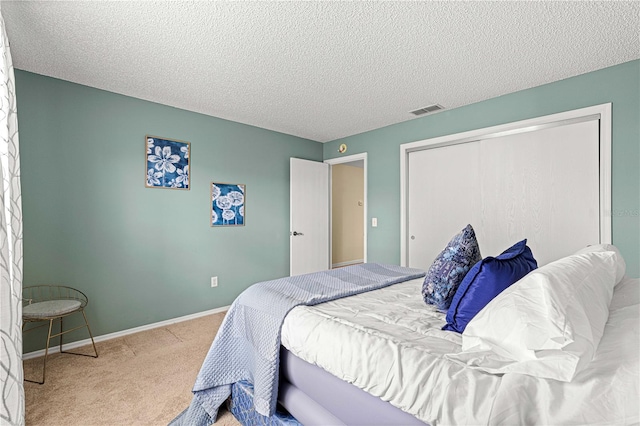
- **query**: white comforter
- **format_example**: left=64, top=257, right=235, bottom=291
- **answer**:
left=281, top=276, right=639, bottom=425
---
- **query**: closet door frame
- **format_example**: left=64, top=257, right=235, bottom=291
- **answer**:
left=399, top=103, right=612, bottom=267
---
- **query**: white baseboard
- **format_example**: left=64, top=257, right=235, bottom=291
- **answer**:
left=22, top=305, right=231, bottom=360
left=332, top=259, right=364, bottom=268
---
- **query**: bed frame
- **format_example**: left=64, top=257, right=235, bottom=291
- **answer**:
left=278, top=347, right=426, bottom=425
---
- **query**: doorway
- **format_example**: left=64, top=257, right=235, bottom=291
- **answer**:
left=325, top=153, right=367, bottom=268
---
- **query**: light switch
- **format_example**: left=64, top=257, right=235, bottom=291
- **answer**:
left=372, top=218, right=378, bottom=227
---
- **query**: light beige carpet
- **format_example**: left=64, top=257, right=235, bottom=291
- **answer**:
left=23, top=312, right=241, bottom=426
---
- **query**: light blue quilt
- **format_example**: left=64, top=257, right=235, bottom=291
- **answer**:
left=170, top=263, right=425, bottom=426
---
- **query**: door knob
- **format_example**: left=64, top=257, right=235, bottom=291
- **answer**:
left=292, top=231, right=304, bottom=236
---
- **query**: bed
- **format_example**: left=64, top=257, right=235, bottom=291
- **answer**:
left=171, top=250, right=639, bottom=426
left=171, top=104, right=639, bottom=425
left=278, top=269, right=639, bottom=425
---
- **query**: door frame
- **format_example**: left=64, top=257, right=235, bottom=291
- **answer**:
left=325, top=153, right=368, bottom=267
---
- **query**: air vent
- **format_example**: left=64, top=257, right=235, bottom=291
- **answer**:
left=410, top=104, right=445, bottom=116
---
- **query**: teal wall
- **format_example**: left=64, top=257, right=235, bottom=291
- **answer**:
left=324, top=60, right=640, bottom=278
left=16, top=70, right=322, bottom=352
left=18, top=60, right=639, bottom=352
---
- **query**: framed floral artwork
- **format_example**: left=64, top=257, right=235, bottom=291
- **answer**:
left=145, top=135, right=190, bottom=190
left=211, top=182, right=245, bottom=226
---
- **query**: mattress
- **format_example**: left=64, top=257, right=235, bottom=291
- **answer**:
left=278, top=347, right=425, bottom=426
left=281, top=276, right=640, bottom=425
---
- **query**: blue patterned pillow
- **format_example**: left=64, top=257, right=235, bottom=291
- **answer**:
left=422, top=224, right=481, bottom=311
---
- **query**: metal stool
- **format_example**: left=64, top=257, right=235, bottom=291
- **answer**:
left=22, top=285, right=98, bottom=384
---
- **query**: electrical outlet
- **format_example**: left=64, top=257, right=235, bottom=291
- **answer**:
left=211, top=276, right=218, bottom=287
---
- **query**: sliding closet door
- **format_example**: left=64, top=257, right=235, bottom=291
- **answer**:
left=478, top=120, right=600, bottom=265
left=407, top=119, right=600, bottom=269
left=407, top=142, right=481, bottom=269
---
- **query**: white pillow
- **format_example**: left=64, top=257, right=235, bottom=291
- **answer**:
left=573, top=243, right=626, bottom=284
left=448, top=251, right=618, bottom=382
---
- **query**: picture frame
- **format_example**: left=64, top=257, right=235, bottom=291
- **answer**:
left=211, top=182, right=245, bottom=227
left=145, top=135, right=190, bottom=190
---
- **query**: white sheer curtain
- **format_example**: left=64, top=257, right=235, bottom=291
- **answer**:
left=0, top=8, right=24, bottom=426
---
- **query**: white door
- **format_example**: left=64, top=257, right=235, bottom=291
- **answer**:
left=290, top=158, right=329, bottom=276
left=477, top=120, right=600, bottom=265
left=407, top=120, right=600, bottom=269
left=407, top=142, right=481, bottom=269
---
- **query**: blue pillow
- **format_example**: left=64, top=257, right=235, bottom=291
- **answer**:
left=443, top=239, right=537, bottom=333
left=422, top=224, right=482, bottom=311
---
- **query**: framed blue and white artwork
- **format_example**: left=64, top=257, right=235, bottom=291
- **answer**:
left=145, top=135, right=190, bottom=190
left=211, top=182, right=245, bottom=227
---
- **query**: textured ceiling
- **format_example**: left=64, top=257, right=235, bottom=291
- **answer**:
left=2, top=1, right=639, bottom=142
